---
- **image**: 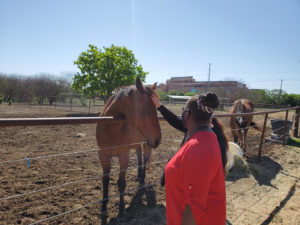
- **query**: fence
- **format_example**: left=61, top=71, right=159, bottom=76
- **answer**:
left=0, top=106, right=299, bottom=224
left=7, top=95, right=292, bottom=114
left=7, top=95, right=105, bottom=113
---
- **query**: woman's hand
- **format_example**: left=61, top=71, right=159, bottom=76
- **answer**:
left=151, top=95, right=161, bottom=108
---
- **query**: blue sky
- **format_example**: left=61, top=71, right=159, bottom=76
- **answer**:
left=1, top=0, right=300, bottom=94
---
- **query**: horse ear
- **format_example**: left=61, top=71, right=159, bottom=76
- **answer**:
left=152, top=82, right=157, bottom=90
left=136, top=77, right=144, bottom=93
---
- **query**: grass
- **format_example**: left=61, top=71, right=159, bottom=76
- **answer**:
left=286, top=137, right=300, bottom=148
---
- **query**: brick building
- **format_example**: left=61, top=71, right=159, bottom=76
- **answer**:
left=157, top=76, right=246, bottom=93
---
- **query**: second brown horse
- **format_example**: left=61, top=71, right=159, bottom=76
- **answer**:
left=229, top=99, right=261, bottom=151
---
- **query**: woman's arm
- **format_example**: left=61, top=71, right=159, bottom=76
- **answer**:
left=152, top=95, right=187, bottom=132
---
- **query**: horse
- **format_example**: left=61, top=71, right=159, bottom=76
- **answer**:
left=229, top=99, right=261, bottom=152
left=96, top=77, right=161, bottom=218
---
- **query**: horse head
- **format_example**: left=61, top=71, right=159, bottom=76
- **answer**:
left=103, top=77, right=161, bottom=148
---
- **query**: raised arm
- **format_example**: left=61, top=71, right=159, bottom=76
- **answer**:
left=152, top=95, right=187, bottom=132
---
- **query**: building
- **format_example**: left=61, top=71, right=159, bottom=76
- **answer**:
left=157, top=76, right=246, bottom=93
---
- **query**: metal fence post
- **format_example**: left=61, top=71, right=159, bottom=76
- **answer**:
left=258, top=113, right=268, bottom=161
left=282, top=110, right=289, bottom=146
left=293, top=107, right=300, bottom=137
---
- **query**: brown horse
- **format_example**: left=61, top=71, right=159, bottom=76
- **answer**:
left=96, top=77, right=161, bottom=217
left=229, top=99, right=261, bottom=151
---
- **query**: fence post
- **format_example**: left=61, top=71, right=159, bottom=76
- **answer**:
left=293, top=107, right=299, bottom=137
left=258, top=113, right=268, bottom=161
left=282, top=110, right=289, bottom=146
left=88, top=97, right=91, bottom=114
left=70, top=96, right=73, bottom=111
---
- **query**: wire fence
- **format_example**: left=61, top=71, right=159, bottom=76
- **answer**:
left=29, top=181, right=161, bottom=225
left=0, top=106, right=299, bottom=224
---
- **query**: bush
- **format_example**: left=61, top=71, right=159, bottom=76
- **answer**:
left=156, top=91, right=169, bottom=101
left=168, top=90, right=184, bottom=96
left=184, top=92, right=196, bottom=96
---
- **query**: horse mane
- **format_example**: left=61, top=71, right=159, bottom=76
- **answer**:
left=101, top=84, right=157, bottom=116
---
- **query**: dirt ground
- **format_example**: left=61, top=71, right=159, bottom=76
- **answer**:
left=0, top=104, right=299, bottom=225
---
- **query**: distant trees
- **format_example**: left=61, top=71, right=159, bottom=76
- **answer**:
left=72, top=44, right=148, bottom=102
left=0, top=73, right=71, bottom=104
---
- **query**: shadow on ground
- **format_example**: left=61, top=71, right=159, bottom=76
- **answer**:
left=248, top=156, right=282, bottom=187
left=226, top=155, right=282, bottom=188
left=104, top=185, right=166, bottom=225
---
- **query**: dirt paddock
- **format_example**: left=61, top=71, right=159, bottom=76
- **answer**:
left=0, top=104, right=299, bottom=225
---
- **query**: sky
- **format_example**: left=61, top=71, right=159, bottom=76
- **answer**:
left=1, top=0, right=300, bottom=94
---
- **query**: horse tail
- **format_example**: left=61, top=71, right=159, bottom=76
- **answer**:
left=250, top=121, right=262, bottom=132
left=211, top=117, right=229, bottom=174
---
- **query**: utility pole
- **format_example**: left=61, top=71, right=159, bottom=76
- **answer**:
left=207, top=63, right=211, bottom=91
left=278, top=79, right=283, bottom=103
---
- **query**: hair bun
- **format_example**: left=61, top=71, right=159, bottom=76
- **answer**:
left=204, top=92, right=219, bottom=109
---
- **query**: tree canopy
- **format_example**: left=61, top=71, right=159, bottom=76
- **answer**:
left=72, top=44, right=148, bottom=102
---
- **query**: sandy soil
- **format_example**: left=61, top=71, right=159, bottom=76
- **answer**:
left=0, top=104, right=299, bottom=225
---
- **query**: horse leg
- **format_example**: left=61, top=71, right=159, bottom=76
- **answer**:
left=234, top=135, right=238, bottom=143
left=140, top=144, right=152, bottom=185
left=118, top=152, right=129, bottom=216
left=98, top=153, right=111, bottom=217
left=230, top=117, right=239, bottom=143
left=242, top=128, right=249, bottom=152
left=136, top=145, right=143, bottom=183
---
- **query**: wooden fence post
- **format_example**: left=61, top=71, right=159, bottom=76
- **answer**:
left=293, top=107, right=299, bottom=137
left=282, top=110, right=289, bottom=146
left=258, top=113, right=268, bottom=161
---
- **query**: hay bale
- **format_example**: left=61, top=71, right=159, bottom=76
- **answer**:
left=226, top=142, right=244, bottom=171
left=226, top=142, right=251, bottom=176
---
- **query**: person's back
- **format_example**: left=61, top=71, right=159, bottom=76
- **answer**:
left=164, top=93, right=226, bottom=225
left=165, top=130, right=226, bottom=225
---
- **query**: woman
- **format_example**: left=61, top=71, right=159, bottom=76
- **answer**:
left=151, top=94, right=228, bottom=186
left=157, top=93, right=226, bottom=225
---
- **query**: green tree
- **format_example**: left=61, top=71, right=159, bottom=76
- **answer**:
left=282, top=93, right=300, bottom=106
left=72, top=44, right=148, bottom=102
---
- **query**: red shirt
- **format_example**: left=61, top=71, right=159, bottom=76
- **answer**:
left=165, top=130, right=226, bottom=225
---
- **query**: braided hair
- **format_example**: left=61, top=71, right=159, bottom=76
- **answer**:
left=186, top=92, right=219, bottom=123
